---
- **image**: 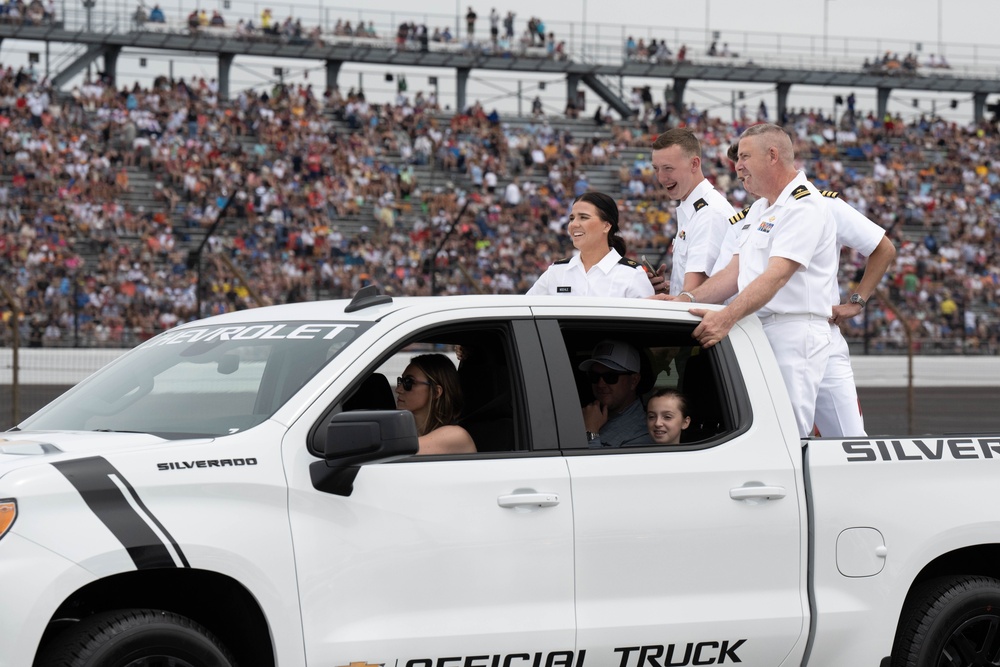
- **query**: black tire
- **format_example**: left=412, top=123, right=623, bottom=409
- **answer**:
left=894, top=575, right=1000, bottom=667
left=36, top=608, right=237, bottom=667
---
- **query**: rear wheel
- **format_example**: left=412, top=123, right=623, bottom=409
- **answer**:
left=894, top=575, right=1000, bottom=667
left=36, top=608, right=236, bottom=667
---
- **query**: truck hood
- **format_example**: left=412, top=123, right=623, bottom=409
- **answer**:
left=0, top=431, right=210, bottom=475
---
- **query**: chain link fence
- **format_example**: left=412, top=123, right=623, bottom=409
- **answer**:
left=0, top=348, right=127, bottom=429
left=0, top=282, right=126, bottom=427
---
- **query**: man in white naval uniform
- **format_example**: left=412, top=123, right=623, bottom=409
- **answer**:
left=659, top=124, right=839, bottom=438
left=814, top=191, right=896, bottom=437
left=647, top=128, right=734, bottom=298
left=715, top=143, right=897, bottom=437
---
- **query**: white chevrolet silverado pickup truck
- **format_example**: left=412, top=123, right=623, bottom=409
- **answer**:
left=2, top=289, right=997, bottom=667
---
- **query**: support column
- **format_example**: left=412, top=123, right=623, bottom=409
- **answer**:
left=218, top=53, right=234, bottom=101
left=776, top=82, right=791, bottom=123
left=567, top=72, right=580, bottom=111
left=877, top=87, right=891, bottom=120
left=456, top=67, right=470, bottom=113
left=325, top=59, right=342, bottom=93
left=103, top=46, right=121, bottom=87
left=974, top=91, right=987, bottom=123
left=671, top=78, right=687, bottom=113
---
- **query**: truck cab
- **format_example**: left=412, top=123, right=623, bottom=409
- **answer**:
left=4, top=291, right=996, bottom=667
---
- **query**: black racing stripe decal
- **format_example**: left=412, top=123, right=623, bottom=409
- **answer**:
left=52, top=456, right=190, bottom=569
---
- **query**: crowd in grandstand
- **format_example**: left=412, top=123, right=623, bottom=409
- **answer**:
left=1, top=62, right=999, bottom=354
left=0, top=0, right=54, bottom=25
left=125, top=4, right=565, bottom=60
left=862, top=52, right=922, bottom=76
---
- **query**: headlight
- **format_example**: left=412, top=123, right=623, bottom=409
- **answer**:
left=0, top=500, right=16, bottom=540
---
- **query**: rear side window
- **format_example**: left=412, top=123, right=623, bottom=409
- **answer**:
left=542, top=319, right=749, bottom=450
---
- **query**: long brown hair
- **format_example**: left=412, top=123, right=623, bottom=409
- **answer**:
left=574, top=191, right=627, bottom=256
left=408, top=353, right=464, bottom=435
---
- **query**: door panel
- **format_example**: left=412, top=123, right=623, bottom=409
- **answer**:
left=538, top=313, right=808, bottom=664
left=566, top=440, right=804, bottom=664
left=283, top=310, right=578, bottom=664
left=287, top=456, right=575, bottom=662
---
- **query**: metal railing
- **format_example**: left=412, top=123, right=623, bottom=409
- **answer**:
left=32, top=1, right=1000, bottom=79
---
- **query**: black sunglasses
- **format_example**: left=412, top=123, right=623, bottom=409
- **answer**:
left=397, top=375, right=434, bottom=391
left=587, top=370, right=627, bottom=385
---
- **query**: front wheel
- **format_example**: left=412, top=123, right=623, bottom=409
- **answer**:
left=36, top=608, right=237, bottom=667
left=894, top=575, right=1000, bottom=667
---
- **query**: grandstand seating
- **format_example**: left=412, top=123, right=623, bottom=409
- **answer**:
left=1, top=65, right=998, bottom=355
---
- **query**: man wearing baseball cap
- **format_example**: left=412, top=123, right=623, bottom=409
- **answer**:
left=579, top=340, right=648, bottom=447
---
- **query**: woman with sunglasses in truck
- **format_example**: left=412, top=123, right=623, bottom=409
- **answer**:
left=395, top=353, right=477, bottom=455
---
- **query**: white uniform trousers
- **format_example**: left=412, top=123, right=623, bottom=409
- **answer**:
left=759, top=316, right=832, bottom=439
left=814, top=324, right=867, bottom=437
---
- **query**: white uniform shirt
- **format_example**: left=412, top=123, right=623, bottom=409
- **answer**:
left=714, top=184, right=886, bottom=290
left=526, top=248, right=655, bottom=297
left=826, top=193, right=885, bottom=303
left=669, top=179, right=733, bottom=296
left=737, top=173, right=838, bottom=318
left=816, top=188, right=885, bottom=439
left=712, top=204, right=752, bottom=276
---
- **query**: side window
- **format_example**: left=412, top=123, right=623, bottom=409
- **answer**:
left=314, top=323, right=530, bottom=456
left=547, top=320, right=748, bottom=450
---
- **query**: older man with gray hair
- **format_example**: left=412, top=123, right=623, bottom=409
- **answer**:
left=656, top=123, right=839, bottom=438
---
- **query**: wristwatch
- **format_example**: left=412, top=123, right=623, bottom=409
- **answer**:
left=849, top=293, right=867, bottom=308
left=586, top=431, right=601, bottom=443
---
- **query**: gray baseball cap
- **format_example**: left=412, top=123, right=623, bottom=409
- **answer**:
left=578, top=340, right=640, bottom=374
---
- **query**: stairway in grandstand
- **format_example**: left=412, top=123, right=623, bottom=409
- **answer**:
left=269, top=109, right=633, bottom=237
left=73, top=166, right=161, bottom=263
left=171, top=116, right=397, bottom=259
left=366, top=111, right=626, bottom=229
left=879, top=136, right=952, bottom=244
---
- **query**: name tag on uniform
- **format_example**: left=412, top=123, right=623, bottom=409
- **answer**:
left=557, top=286, right=572, bottom=293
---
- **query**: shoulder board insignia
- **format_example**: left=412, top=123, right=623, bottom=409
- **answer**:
left=618, top=257, right=641, bottom=268
left=693, top=198, right=708, bottom=211
left=554, top=257, right=571, bottom=265
left=821, top=190, right=840, bottom=199
left=790, top=184, right=811, bottom=200
left=728, top=205, right=751, bottom=225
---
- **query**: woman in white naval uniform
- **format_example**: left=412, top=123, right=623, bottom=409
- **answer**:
left=526, top=191, right=654, bottom=297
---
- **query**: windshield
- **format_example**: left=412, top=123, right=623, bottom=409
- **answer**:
left=19, top=321, right=369, bottom=438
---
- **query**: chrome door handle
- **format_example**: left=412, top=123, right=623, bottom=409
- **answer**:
left=730, top=485, right=786, bottom=501
left=497, top=492, right=560, bottom=508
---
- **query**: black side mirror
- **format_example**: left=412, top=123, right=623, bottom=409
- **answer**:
left=309, top=410, right=419, bottom=496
